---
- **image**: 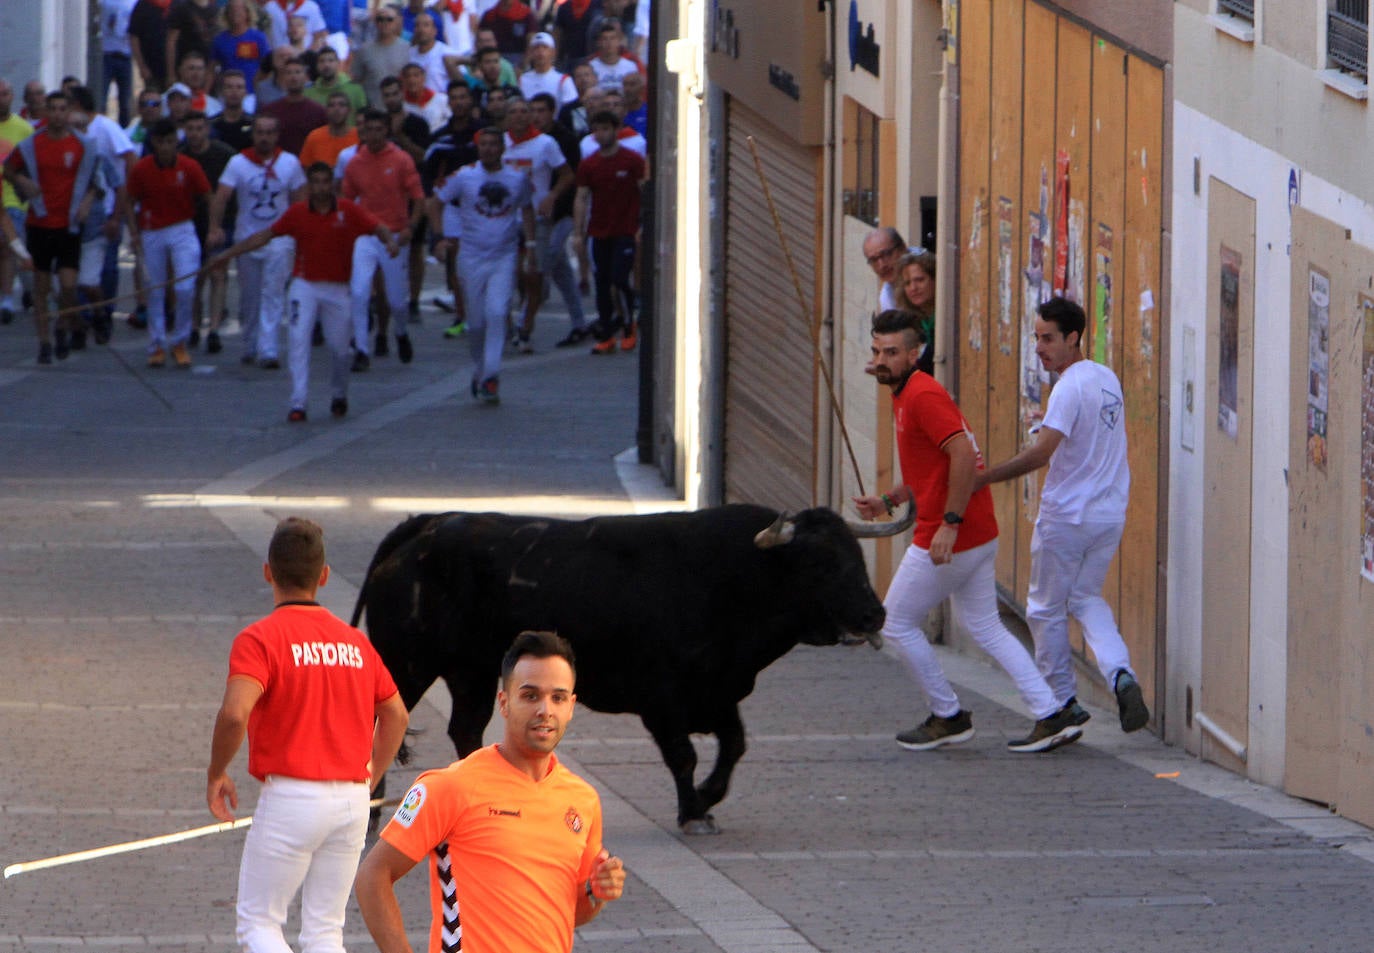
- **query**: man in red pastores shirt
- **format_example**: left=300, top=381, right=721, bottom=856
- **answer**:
left=125, top=117, right=211, bottom=368
left=213, top=160, right=399, bottom=422
left=572, top=108, right=645, bottom=355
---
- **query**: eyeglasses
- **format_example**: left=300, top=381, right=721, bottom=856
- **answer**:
left=865, top=244, right=902, bottom=266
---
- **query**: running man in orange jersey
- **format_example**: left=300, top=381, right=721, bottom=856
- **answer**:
left=355, top=630, right=625, bottom=953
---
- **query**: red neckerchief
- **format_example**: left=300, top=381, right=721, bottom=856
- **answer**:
left=242, top=146, right=283, bottom=165
left=564, top=0, right=592, bottom=17
left=617, top=126, right=638, bottom=141
left=505, top=124, right=541, bottom=145
left=191, top=91, right=208, bottom=111
left=445, top=0, right=464, bottom=17
left=404, top=87, right=435, bottom=106
left=276, top=0, right=306, bottom=11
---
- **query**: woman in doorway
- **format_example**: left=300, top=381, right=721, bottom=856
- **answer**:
left=894, top=250, right=936, bottom=375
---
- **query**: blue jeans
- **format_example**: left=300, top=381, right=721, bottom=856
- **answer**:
left=102, top=52, right=133, bottom=127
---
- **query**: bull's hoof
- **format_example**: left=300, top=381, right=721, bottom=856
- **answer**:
left=680, top=815, right=720, bottom=835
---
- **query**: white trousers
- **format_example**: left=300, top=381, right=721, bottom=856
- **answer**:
left=236, top=776, right=369, bottom=953
left=1026, top=518, right=1136, bottom=705
left=349, top=235, right=409, bottom=355
left=236, top=236, right=293, bottom=361
left=883, top=538, right=1059, bottom=721
left=459, top=251, right=517, bottom=384
left=287, top=280, right=352, bottom=410
left=142, top=220, right=199, bottom=350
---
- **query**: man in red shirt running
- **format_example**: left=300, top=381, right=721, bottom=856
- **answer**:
left=852, top=310, right=1082, bottom=754
left=207, top=516, right=408, bottom=953
left=2, top=90, right=99, bottom=364
left=573, top=109, right=645, bottom=354
left=125, top=118, right=211, bottom=367
left=213, top=161, right=400, bottom=422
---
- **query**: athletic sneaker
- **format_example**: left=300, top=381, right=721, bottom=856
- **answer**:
left=54, top=330, right=69, bottom=360
left=330, top=397, right=348, bottom=418
left=259, top=357, right=281, bottom=370
left=432, top=294, right=455, bottom=313
left=396, top=334, right=414, bottom=364
left=70, top=328, right=87, bottom=351
left=1007, top=706, right=1083, bottom=753
left=287, top=408, right=307, bottom=423
left=896, top=710, right=975, bottom=751
left=1064, top=697, right=1092, bottom=726
left=620, top=322, right=637, bottom=351
left=147, top=347, right=166, bottom=368
left=590, top=338, right=617, bottom=355
left=443, top=321, right=467, bottom=338
left=128, top=305, right=148, bottom=329
left=374, top=332, right=389, bottom=358
left=206, top=331, right=222, bottom=354
left=351, top=351, right=370, bottom=372
left=517, top=333, right=533, bottom=354
left=188, top=328, right=200, bottom=347
left=171, top=343, right=191, bottom=368
left=0, top=306, right=13, bottom=325
left=1115, top=672, right=1149, bottom=733
left=478, top=377, right=499, bottom=405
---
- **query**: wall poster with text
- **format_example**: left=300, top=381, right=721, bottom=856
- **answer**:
left=1307, top=267, right=1330, bottom=472
left=1217, top=245, right=1242, bottom=440
left=1361, top=295, right=1374, bottom=582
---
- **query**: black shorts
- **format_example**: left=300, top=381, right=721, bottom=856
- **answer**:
left=26, top=225, right=80, bottom=274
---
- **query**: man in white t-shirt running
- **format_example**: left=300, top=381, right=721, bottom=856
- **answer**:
left=208, top=114, right=307, bottom=367
left=502, top=96, right=573, bottom=353
left=974, top=296, right=1149, bottom=734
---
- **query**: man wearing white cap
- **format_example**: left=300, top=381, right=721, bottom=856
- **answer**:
left=519, top=32, right=578, bottom=107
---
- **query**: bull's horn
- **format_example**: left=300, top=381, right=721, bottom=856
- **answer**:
left=753, top=511, right=796, bottom=549
left=846, top=498, right=915, bottom=538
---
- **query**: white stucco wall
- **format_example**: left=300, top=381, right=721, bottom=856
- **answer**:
left=0, top=0, right=90, bottom=92
left=1169, top=101, right=1374, bottom=788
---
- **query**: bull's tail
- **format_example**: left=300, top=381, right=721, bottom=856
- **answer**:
left=351, top=513, right=443, bottom=628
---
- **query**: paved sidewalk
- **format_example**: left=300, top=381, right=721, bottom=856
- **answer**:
left=2, top=260, right=1374, bottom=953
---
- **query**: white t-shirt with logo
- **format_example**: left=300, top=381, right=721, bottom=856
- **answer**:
left=219, top=149, right=307, bottom=241
left=1038, top=358, right=1130, bottom=524
left=588, top=56, right=640, bottom=92
left=501, top=131, right=566, bottom=210
left=433, top=162, right=531, bottom=259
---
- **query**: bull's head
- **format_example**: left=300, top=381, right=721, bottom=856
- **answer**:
left=752, top=505, right=911, bottom=649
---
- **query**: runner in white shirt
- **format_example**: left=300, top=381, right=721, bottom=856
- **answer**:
left=501, top=96, right=572, bottom=353
left=207, top=114, right=306, bottom=366
left=409, top=10, right=463, bottom=95
left=974, top=296, right=1149, bottom=734
left=262, top=0, right=328, bottom=49
left=429, top=127, right=533, bottom=404
left=518, top=32, right=578, bottom=107
left=586, top=18, right=641, bottom=91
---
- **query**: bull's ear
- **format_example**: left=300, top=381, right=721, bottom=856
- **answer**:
left=753, top=512, right=796, bottom=549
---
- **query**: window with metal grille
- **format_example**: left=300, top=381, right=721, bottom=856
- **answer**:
left=1217, top=0, right=1254, bottom=21
left=1329, top=0, right=1369, bottom=78
left=842, top=102, right=880, bottom=226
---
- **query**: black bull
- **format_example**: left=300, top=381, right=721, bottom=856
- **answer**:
left=352, top=503, right=912, bottom=833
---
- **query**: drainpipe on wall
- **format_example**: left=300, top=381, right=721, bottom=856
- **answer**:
left=935, top=0, right=959, bottom=393
left=817, top=0, right=839, bottom=509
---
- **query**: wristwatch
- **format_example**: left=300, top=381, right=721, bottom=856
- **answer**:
left=942, top=512, right=964, bottom=526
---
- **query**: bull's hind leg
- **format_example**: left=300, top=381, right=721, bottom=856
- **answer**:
left=641, top=712, right=716, bottom=834
left=696, top=706, right=746, bottom=814
left=443, top=669, right=498, bottom=756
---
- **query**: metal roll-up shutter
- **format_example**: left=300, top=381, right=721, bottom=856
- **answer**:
left=722, top=99, right=822, bottom=510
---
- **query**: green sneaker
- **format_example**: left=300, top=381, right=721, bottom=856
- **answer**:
left=443, top=321, right=467, bottom=339
left=896, top=710, right=975, bottom=751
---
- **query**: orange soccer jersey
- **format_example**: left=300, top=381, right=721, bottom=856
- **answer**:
left=380, top=745, right=603, bottom=953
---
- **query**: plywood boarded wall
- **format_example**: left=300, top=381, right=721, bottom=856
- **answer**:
left=957, top=0, right=1164, bottom=711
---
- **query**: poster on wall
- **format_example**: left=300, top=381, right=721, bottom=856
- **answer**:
left=1307, top=267, right=1331, bottom=472
left=1217, top=245, right=1241, bottom=440
left=997, top=196, right=1014, bottom=356
left=1361, top=296, right=1374, bottom=582
left=1053, top=150, right=1070, bottom=298
left=1094, top=223, right=1113, bottom=366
